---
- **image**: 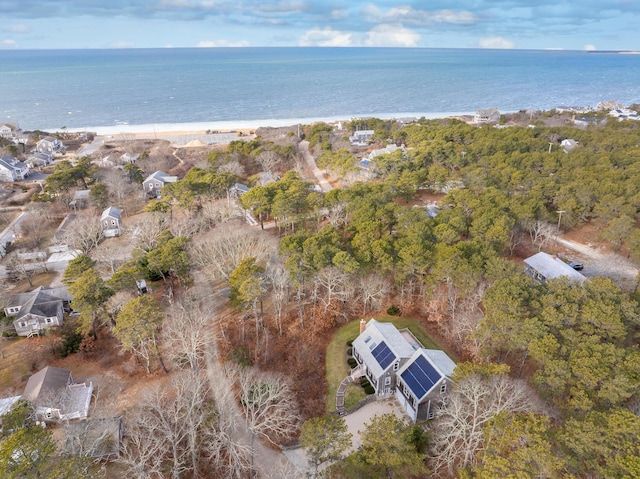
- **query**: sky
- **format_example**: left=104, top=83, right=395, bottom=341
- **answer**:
left=0, top=1, right=639, bottom=51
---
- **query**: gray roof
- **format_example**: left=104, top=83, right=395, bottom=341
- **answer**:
left=64, top=416, right=123, bottom=459
left=353, top=319, right=417, bottom=378
left=73, top=189, right=91, bottom=200
left=422, top=349, right=456, bottom=377
left=0, top=396, right=22, bottom=416
left=144, top=170, right=178, bottom=184
left=524, top=252, right=586, bottom=282
left=397, top=348, right=455, bottom=402
left=22, top=366, right=71, bottom=403
left=0, top=156, right=27, bottom=170
left=101, top=206, right=122, bottom=220
left=7, top=286, right=71, bottom=320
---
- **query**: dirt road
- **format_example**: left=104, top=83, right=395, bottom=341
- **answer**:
left=299, top=140, right=333, bottom=192
left=555, top=236, right=638, bottom=292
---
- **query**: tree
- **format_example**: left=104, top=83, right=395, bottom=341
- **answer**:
left=113, top=295, right=167, bottom=373
left=62, top=254, right=97, bottom=286
left=124, top=163, right=144, bottom=184
left=238, top=369, right=300, bottom=476
left=345, top=413, right=427, bottom=479
left=429, top=363, right=537, bottom=475
left=68, top=267, right=114, bottom=337
left=146, top=235, right=191, bottom=288
left=300, top=415, right=352, bottom=477
left=89, top=182, right=109, bottom=210
left=62, top=214, right=104, bottom=254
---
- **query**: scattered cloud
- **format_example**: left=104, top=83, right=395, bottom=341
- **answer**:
left=197, top=39, right=250, bottom=47
left=330, top=8, right=348, bottom=20
left=478, top=36, right=517, bottom=49
left=298, top=26, right=353, bottom=47
left=0, top=39, right=17, bottom=49
left=363, top=5, right=477, bottom=26
left=365, top=24, right=420, bottom=47
left=109, top=41, right=135, bottom=49
left=584, top=44, right=597, bottom=50
left=1, top=24, right=29, bottom=33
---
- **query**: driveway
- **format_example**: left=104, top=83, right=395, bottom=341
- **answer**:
left=343, top=398, right=407, bottom=452
left=299, top=140, right=333, bottom=192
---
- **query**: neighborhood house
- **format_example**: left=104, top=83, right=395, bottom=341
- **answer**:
left=101, top=206, right=123, bottom=237
left=0, top=155, right=30, bottom=182
left=524, top=251, right=586, bottom=283
left=143, top=170, right=178, bottom=198
left=36, top=136, right=66, bottom=155
left=4, top=286, right=71, bottom=337
left=352, top=319, right=456, bottom=422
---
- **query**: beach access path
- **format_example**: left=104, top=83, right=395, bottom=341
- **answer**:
left=299, top=140, right=333, bottom=192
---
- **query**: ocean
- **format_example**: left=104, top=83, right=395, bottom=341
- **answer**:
left=1, top=47, right=639, bottom=133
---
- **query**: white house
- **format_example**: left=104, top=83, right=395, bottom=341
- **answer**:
left=101, top=206, right=122, bottom=237
left=119, top=153, right=139, bottom=164
left=561, top=139, right=579, bottom=153
left=524, top=252, right=586, bottom=283
left=352, top=319, right=456, bottom=422
left=36, top=136, right=66, bottom=155
left=0, top=122, right=19, bottom=139
left=143, top=170, right=178, bottom=198
left=4, top=286, right=71, bottom=337
left=474, top=107, right=500, bottom=124
left=349, top=130, right=375, bottom=146
left=26, top=152, right=53, bottom=168
left=0, top=155, right=30, bottom=182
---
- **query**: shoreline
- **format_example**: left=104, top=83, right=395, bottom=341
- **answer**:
left=54, top=112, right=475, bottom=136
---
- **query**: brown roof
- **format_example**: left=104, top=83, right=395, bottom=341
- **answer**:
left=22, top=366, right=71, bottom=402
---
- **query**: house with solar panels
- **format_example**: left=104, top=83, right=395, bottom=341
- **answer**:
left=351, top=319, right=456, bottom=422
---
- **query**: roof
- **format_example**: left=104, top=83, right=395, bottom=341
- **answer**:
left=0, top=396, right=22, bottom=416
left=233, top=182, right=250, bottom=193
left=7, top=286, right=71, bottom=320
left=0, top=156, right=27, bottom=170
left=101, top=206, right=122, bottom=220
left=524, top=252, right=586, bottom=282
left=73, top=189, right=90, bottom=200
left=22, top=366, right=71, bottom=403
left=64, top=416, right=123, bottom=459
left=397, top=349, right=454, bottom=401
left=144, top=170, right=178, bottom=184
left=353, top=319, right=418, bottom=378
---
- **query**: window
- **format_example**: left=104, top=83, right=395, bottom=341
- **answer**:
left=111, top=220, right=116, bottom=225
left=384, top=376, right=391, bottom=386
left=20, top=322, right=26, bottom=328
left=364, top=335, right=371, bottom=343
left=369, top=342, right=377, bottom=350
left=428, top=412, right=435, bottom=420
left=45, top=318, right=52, bottom=324
left=440, top=382, right=447, bottom=394
left=393, top=362, right=399, bottom=371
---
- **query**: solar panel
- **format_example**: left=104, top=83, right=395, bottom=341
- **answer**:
left=400, top=354, right=442, bottom=399
left=371, top=342, right=396, bottom=369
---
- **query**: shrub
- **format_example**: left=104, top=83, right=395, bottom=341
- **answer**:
left=387, top=305, right=401, bottom=316
left=347, top=348, right=353, bottom=356
left=347, top=358, right=357, bottom=368
left=346, top=339, right=354, bottom=346
left=364, top=385, right=375, bottom=395
left=58, top=330, right=84, bottom=357
left=360, top=378, right=371, bottom=388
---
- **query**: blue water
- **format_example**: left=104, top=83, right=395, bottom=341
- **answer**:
left=1, top=47, right=639, bottom=131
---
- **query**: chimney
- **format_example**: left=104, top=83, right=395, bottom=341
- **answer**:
left=359, top=319, right=367, bottom=335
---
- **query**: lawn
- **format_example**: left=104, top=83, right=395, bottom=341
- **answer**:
left=325, top=316, right=445, bottom=412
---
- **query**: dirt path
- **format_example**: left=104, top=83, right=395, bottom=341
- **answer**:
left=299, top=140, right=333, bottom=192
left=555, top=235, right=638, bottom=291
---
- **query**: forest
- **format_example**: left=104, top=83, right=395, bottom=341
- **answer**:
left=1, top=113, right=640, bottom=478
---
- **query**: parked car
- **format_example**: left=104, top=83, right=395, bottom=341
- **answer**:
left=569, top=261, right=584, bottom=271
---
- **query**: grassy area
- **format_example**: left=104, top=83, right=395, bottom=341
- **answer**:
left=9, top=272, right=59, bottom=294
left=344, top=382, right=366, bottom=409
left=325, top=316, right=443, bottom=412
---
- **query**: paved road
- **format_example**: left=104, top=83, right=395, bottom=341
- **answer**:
left=0, top=211, right=27, bottom=249
left=299, top=140, right=333, bottom=192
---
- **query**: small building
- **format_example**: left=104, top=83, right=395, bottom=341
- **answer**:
left=143, top=170, right=178, bottom=199
left=64, top=416, right=124, bottom=460
left=229, top=183, right=250, bottom=198
left=0, top=122, right=20, bottom=139
left=524, top=252, right=586, bottom=283
left=100, top=206, right=122, bottom=237
left=22, top=366, right=92, bottom=422
left=561, top=139, right=579, bottom=153
left=4, top=286, right=71, bottom=337
left=352, top=319, right=456, bottom=422
left=119, top=153, right=139, bottom=164
left=36, top=136, right=66, bottom=155
left=474, top=107, right=500, bottom=124
left=573, top=116, right=605, bottom=128
left=69, top=189, right=90, bottom=210
left=0, top=155, right=30, bottom=182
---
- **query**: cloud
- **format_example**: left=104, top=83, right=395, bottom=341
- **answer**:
left=1, top=24, right=30, bottom=33
left=197, top=39, right=250, bottom=47
left=0, top=39, right=17, bottom=49
left=584, top=44, right=597, bottom=50
left=109, top=41, right=135, bottom=49
left=478, top=36, right=516, bottom=49
left=255, top=2, right=309, bottom=14
left=365, top=24, right=420, bottom=47
left=363, top=5, right=477, bottom=26
left=330, top=8, right=348, bottom=20
left=298, top=26, right=353, bottom=46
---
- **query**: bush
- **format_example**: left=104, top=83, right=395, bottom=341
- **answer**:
left=364, top=385, right=375, bottom=395
left=347, top=358, right=357, bottom=368
left=360, top=378, right=371, bottom=388
left=58, top=330, right=84, bottom=357
left=387, top=305, right=401, bottom=316
left=347, top=348, right=353, bottom=356
left=346, top=339, right=354, bottom=346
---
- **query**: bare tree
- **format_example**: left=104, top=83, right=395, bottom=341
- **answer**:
left=127, top=213, right=167, bottom=252
left=265, top=261, right=289, bottom=337
left=315, top=267, right=349, bottom=312
left=164, top=291, right=217, bottom=370
left=62, top=213, right=104, bottom=254
left=93, top=240, right=126, bottom=274
left=169, top=214, right=210, bottom=238
left=256, top=150, right=280, bottom=175
left=188, top=225, right=277, bottom=281
left=101, top=168, right=136, bottom=203
left=218, top=159, right=245, bottom=177
left=525, top=219, right=555, bottom=251
left=238, top=369, right=300, bottom=477
left=18, top=208, right=51, bottom=250
left=430, top=371, right=538, bottom=475
left=358, top=273, right=390, bottom=315
left=201, top=199, right=237, bottom=226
